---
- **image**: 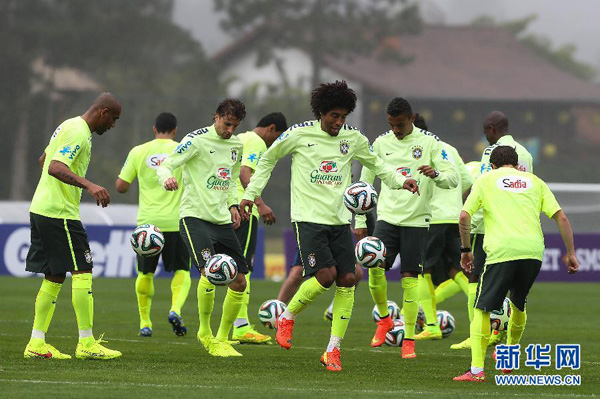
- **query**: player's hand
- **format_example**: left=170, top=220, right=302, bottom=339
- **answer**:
left=565, top=253, right=579, bottom=274
left=403, top=178, right=420, bottom=195
left=164, top=177, right=179, bottom=191
left=461, top=252, right=474, bottom=273
left=417, top=165, right=437, bottom=179
left=87, top=183, right=110, bottom=207
left=355, top=228, right=368, bottom=240
left=239, top=199, right=254, bottom=220
left=230, top=206, right=241, bottom=229
left=257, top=203, right=276, bottom=225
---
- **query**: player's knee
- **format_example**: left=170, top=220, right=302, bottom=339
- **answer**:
left=229, top=273, right=247, bottom=292
left=337, top=272, right=355, bottom=287
left=315, top=267, right=336, bottom=288
left=45, top=273, right=66, bottom=284
left=354, top=265, right=364, bottom=282
left=288, top=266, right=304, bottom=283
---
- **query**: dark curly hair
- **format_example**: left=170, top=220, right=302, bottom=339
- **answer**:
left=215, top=98, right=246, bottom=121
left=386, top=97, right=413, bottom=117
left=490, top=145, right=518, bottom=167
left=310, top=80, right=357, bottom=120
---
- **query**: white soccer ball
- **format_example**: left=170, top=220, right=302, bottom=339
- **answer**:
left=355, top=236, right=386, bottom=268
left=204, top=254, right=238, bottom=286
left=343, top=181, right=378, bottom=215
left=490, top=297, right=512, bottom=332
left=324, top=302, right=334, bottom=323
left=258, top=299, right=287, bottom=329
left=130, top=224, right=165, bottom=257
left=385, top=319, right=406, bottom=347
left=372, top=300, right=401, bottom=322
left=436, top=310, right=456, bottom=338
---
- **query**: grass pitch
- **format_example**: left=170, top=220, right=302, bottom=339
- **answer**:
left=0, top=276, right=598, bottom=398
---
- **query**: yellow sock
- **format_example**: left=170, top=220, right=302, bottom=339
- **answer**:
left=32, top=279, right=62, bottom=335
left=369, top=267, right=389, bottom=317
left=453, top=271, right=469, bottom=295
left=402, top=277, right=418, bottom=339
left=331, top=286, right=355, bottom=340
left=434, top=279, right=461, bottom=304
left=136, top=273, right=154, bottom=329
left=72, top=273, right=94, bottom=338
left=216, top=288, right=244, bottom=341
left=170, top=270, right=191, bottom=315
left=470, top=308, right=490, bottom=370
left=235, top=272, right=251, bottom=322
left=419, top=274, right=438, bottom=329
left=507, top=301, right=527, bottom=345
left=287, top=277, right=328, bottom=315
left=197, top=276, right=215, bottom=339
left=467, top=283, right=478, bottom=323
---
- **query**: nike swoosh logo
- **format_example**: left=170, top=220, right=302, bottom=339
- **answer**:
left=307, top=143, right=317, bottom=147
left=80, top=350, right=106, bottom=357
left=88, top=291, right=93, bottom=294
left=210, top=150, right=215, bottom=153
left=28, top=350, right=52, bottom=358
left=341, top=316, right=350, bottom=320
left=206, top=289, right=214, bottom=292
left=52, top=301, right=57, bottom=304
left=386, top=152, right=393, bottom=155
left=405, top=300, right=415, bottom=303
left=298, top=300, right=307, bottom=305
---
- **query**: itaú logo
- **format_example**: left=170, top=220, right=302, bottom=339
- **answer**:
left=497, top=176, right=532, bottom=193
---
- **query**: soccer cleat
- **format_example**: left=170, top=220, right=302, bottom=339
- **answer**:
left=415, top=327, right=443, bottom=341
left=232, top=324, right=272, bottom=344
left=24, top=341, right=72, bottom=360
left=488, top=330, right=506, bottom=347
left=453, top=370, right=485, bottom=382
left=320, top=347, right=342, bottom=372
left=450, top=337, right=471, bottom=350
left=493, top=349, right=512, bottom=374
left=168, top=311, right=187, bottom=337
left=140, top=327, right=152, bottom=337
left=371, top=316, right=394, bottom=347
left=401, top=339, right=416, bottom=358
left=75, top=334, right=122, bottom=360
left=275, top=317, right=295, bottom=349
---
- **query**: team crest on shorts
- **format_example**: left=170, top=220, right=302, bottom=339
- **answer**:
left=84, top=250, right=93, bottom=264
left=201, top=248, right=212, bottom=262
left=308, top=253, right=316, bottom=267
left=339, top=140, right=350, bottom=155
left=231, top=148, right=239, bottom=162
left=412, top=145, right=423, bottom=160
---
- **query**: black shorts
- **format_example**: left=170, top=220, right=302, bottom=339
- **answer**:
left=373, top=221, right=427, bottom=273
left=424, top=224, right=461, bottom=284
left=475, top=259, right=541, bottom=312
left=137, top=232, right=191, bottom=274
left=234, top=215, right=258, bottom=272
left=26, top=212, right=93, bottom=275
left=179, top=217, right=248, bottom=274
left=293, top=222, right=355, bottom=277
left=471, top=234, right=486, bottom=277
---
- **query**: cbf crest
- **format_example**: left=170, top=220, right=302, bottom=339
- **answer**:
left=412, top=145, right=423, bottom=160
left=340, top=140, right=350, bottom=155
left=231, top=147, right=239, bottom=162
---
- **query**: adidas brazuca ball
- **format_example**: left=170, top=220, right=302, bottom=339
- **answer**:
left=490, top=297, right=512, bottom=332
left=385, top=319, right=406, bottom=347
left=355, top=236, right=386, bottom=268
left=130, top=224, right=164, bottom=257
left=436, top=310, right=456, bottom=338
left=372, top=300, right=401, bottom=322
left=258, top=299, right=287, bottom=329
left=343, top=181, right=378, bottom=214
left=205, top=254, right=238, bottom=286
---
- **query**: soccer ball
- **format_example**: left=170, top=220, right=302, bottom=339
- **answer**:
left=490, top=297, right=512, bottom=332
left=324, top=302, right=334, bottom=323
left=343, top=181, right=378, bottom=214
left=204, top=254, right=238, bottom=286
left=372, top=300, right=401, bottom=322
left=258, top=299, right=287, bottom=329
left=436, top=310, right=456, bottom=338
left=355, top=236, right=386, bottom=268
left=130, top=224, right=164, bottom=257
left=415, top=307, right=426, bottom=333
left=385, top=319, right=406, bottom=347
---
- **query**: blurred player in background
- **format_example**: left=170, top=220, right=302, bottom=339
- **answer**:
left=158, top=99, right=248, bottom=357
left=116, top=112, right=191, bottom=338
left=454, top=145, right=578, bottom=382
left=241, top=81, right=417, bottom=371
left=232, top=112, right=288, bottom=344
left=25, top=92, right=122, bottom=360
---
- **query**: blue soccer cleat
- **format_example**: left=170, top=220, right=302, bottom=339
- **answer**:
left=168, top=311, right=187, bottom=336
left=140, top=327, right=152, bottom=337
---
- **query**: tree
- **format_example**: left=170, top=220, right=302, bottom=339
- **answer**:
left=214, top=0, right=422, bottom=89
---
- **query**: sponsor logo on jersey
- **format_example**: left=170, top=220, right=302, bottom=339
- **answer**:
left=145, top=153, right=169, bottom=169
left=206, top=168, right=231, bottom=190
left=176, top=140, right=192, bottom=154
left=397, top=167, right=412, bottom=178
left=497, top=176, right=532, bottom=193
left=340, top=140, right=350, bottom=155
left=412, top=145, right=423, bottom=160
left=319, top=161, right=338, bottom=173
left=60, top=145, right=81, bottom=160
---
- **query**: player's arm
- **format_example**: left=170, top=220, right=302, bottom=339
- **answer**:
left=48, top=160, right=110, bottom=207
left=354, top=135, right=408, bottom=190
left=115, top=178, right=130, bottom=193
left=39, top=152, right=46, bottom=170
left=116, top=149, right=137, bottom=194
left=457, top=153, right=472, bottom=192
left=228, top=147, right=242, bottom=229
left=240, top=166, right=275, bottom=225
left=419, top=142, right=458, bottom=189
left=458, top=178, right=483, bottom=272
left=552, top=210, right=578, bottom=274
left=157, top=134, right=198, bottom=191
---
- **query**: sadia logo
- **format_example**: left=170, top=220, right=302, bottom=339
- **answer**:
left=319, top=161, right=338, bottom=173
left=396, top=166, right=411, bottom=177
left=145, top=154, right=168, bottom=170
left=497, top=176, right=532, bottom=193
left=217, top=168, right=231, bottom=180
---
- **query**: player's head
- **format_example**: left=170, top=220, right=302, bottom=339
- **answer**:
left=214, top=98, right=246, bottom=139
left=483, top=111, right=509, bottom=145
left=311, top=80, right=357, bottom=136
left=490, top=145, right=518, bottom=169
left=413, top=113, right=428, bottom=131
left=87, top=92, right=121, bottom=135
left=386, top=97, right=415, bottom=140
left=154, top=112, right=177, bottom=136
left=255, top=112, right=288, bottom=147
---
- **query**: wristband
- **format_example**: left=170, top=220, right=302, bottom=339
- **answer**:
left=460, top=247, right=472, bottom=253
left=433, top=170, right=440, bottom=178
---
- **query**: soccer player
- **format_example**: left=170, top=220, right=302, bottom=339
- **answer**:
left=355, top=97, right=458, bottom=357
left=116, top=112, right=191, bottom=338
left=232, top=112, right=288, bottom=344
left=452, top=111, right=533, bottom=350
left=453, top=145, right=578, bottom=382
left=24, top=92, right=122, bottom=360
left=157, top=99, right=248, bottom=357
left=240, top=81, right=418, bottom=371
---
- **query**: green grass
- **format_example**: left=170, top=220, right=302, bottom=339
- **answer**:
left=0, top=277, right=598, bottom=398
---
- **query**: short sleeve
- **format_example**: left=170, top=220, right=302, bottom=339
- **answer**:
left=51, top=126, right=88, bottom=168
left=241, top=137, right=266, bottom=171
left=118, top=148, right=138, bottom=183
left=540, top=178, right=561, bottom=218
